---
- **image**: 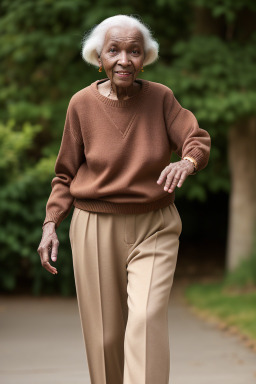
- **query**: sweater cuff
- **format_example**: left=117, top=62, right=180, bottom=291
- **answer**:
left=184, top=148, right=206, bottom=174
left=42, top=211, right=64, bottom=229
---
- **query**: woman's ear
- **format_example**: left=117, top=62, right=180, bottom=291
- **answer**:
left=98, top=55, right=102, bottom=67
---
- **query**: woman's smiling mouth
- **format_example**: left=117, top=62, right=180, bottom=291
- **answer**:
left=115, top=71, right=132, bottom=77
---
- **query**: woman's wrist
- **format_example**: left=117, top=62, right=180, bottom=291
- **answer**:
left=182, top=156, right=197, bottom=173
left=42, top=221, right=56, bottom=232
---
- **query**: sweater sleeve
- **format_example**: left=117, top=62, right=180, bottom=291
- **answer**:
left=42, top=98, right=85, bottom=229
left=166, top=93, right=211, bottom=174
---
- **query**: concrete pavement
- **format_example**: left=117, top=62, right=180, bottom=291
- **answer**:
left=0, top=279, right=256, bottom=384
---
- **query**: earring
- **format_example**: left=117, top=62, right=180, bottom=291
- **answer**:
left=98, top=66, right=102, bottom=72
left=141, top=66, right=144, bottom=72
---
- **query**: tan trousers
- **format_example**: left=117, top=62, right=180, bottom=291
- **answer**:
left=69, top=203, right=182, bottom=384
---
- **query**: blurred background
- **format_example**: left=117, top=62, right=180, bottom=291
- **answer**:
left=0, top=0, right=256, bottom=382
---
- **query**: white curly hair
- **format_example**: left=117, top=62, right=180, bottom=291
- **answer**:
left=81, top=14, right=159, bottom=67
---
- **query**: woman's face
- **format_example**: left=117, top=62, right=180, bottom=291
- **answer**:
left=98, top=25, right=145, bottom=88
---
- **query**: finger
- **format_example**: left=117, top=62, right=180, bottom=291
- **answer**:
left=164, top=169, right=176, bottom=191
left=157, top=165, right=172, bottom=185
left=177, top=171, right=187, bottom=188
left=51, top=240, right=59, bottom=262
left=45, top=261, right=58, bottom=274
left=168, top=170, right=183, bottom=192
left=41, top=247, right=58, bottom=275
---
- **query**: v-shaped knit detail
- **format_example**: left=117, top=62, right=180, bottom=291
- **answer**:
left=100, top=100, right=141, bottom=138
left=90, top=78, right=150, bottom=138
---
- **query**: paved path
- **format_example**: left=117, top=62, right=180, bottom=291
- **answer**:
left=0, top=280, right=256, bottom=384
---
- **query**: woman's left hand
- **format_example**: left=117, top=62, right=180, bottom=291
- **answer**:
left=156, top=159, right=195, bottom=193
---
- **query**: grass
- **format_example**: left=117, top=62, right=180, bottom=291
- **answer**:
left=184, top=243, right=256, bottom=349
left=184, top=281, right=256, bottom=342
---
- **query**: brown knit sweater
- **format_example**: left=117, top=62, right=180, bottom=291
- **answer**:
left=42, top=77, right=211, bottom=229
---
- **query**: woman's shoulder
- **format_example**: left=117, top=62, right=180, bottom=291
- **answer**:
left=145, top=79, right=174, bottom=97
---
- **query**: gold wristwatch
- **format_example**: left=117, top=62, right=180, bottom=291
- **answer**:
left=182, top=156, right=197, bottom=173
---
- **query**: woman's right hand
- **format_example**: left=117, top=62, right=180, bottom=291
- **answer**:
left=37, top=222, right=59, bottom=275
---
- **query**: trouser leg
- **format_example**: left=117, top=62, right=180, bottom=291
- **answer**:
left=123, top=203, right=182, bottom=384
left=69, top=208, right=129, bottom=384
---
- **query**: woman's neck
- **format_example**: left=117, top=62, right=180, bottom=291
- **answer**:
left=98, top=79, right=141, bottom=100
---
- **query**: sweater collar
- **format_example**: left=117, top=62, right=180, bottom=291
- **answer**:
left=90, top=77, right=150, bottom=107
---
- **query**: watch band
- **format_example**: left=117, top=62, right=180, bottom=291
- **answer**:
left=182, top=156, right=198, bottom=172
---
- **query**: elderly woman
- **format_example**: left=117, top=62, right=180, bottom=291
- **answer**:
left=38, top=14, right=211, bottom=384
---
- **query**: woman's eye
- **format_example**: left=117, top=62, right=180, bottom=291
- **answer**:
left=109, top=48, right=116, bottom=53
left=132, top=50, right=140, bottom=54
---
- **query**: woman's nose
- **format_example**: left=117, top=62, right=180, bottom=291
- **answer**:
left=118, top=51, right=129, bottom=66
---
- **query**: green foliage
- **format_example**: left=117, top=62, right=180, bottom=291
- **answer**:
left=193, top=0, right=256, bottom=24
left=0, top=119, right=42, bottom=183
left=168, top=34, right=256, bottom=122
